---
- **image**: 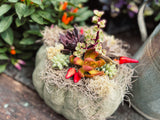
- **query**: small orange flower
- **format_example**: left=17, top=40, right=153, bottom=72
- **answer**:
left=73, top=8, right=78, bottom=13
left=70, top=16, right=74, bottom=21
left=62, top=12, right=67, bottom=22
left=69, top=8, right=78, bottom=22
left=21, top=0, right=25, bottom=1
left=62, top=12, right=71, bottom=25
left=10, top=49, right=16, bottom=55
left=62, top=2, right=68, bottom=10
left=30, top=1, right=33, bottom=4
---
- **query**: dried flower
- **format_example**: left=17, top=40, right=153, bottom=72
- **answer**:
left=127, top=2, right=138, bottom=14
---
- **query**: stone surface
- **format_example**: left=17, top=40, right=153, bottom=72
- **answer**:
left=4, top=64, right=35, bottom=90
left=0, top=74, right=65, bottom=120
left=0, top=74, right=147, bottom=120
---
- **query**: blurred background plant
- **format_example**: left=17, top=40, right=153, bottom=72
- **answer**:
left=86, top=0, right=160, bottom=34
left=99, top=0, right=160, bottom=20
left=0, top=0, right=92, bottom=73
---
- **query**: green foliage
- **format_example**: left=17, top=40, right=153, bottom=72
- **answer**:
left=52, top=54, right=69, bottom=70
left=0, top=64, right=7, bottom=73
left=0, top=0, right=91, bottom=73
left=1, top=27, right=14, bottom=45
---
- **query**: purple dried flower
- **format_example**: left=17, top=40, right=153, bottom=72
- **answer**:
left=115, top=0, right=126, bottom=8
left=155, top=0, right=159, bottom=4
left=128, top=11, right=135, bottom=18
left=127, top=2, right=138, bottom=14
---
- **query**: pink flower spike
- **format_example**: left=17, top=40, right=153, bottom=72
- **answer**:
left=14, top=63, right=22, bottom=70
left=80, top=28, right=83, bottom=35
left=50, top=24, right=54, bottom=29
left=17, top=59, right=26, bottom=65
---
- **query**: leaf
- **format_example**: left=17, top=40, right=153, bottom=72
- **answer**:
left=15, top=18, right=25, bottom=27
left=95, top=58, right=106, bottom=67
left=31, top=0, right=42, bottom=5
left=31, top=13, right=44, bottom=25
left=0, top=41, right=4, bottom=46
left=19, top=52, right=33, bottom=60
left=88, top=70, right=104, bottom=76
left=0, top=54, right=9, bottom=60
left=155, top=12, right=160, bottom=22
left=0, top=64, right=7, bottom=73
left=20, top=37, right=36, bottom=45
left=0, top=16, right=13, bottom=33
left=84, top=49, right=99, bottom=59
left=24, top=7, right=35, bottom=17
left=8, top=0, right=18, bottom=2
left=15, top=2, right=27, bottom=19
left=1, top=27, right=14, bottom=45
left=75, top=10, right=93, bottom=22
left=0, top=4, right=11, bottom=17
left=38, top=10, right=55, bottom=23
left=0, top=48, right=7, bottom=53
left=23, top=30, right=42, bottom=37
left=15, top=49, right=22, bottom=54
left=73, top=57, right=84, bottom=66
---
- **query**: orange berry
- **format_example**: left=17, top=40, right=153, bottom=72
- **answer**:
left=73, top=8, right=78, bottom=13
left=21, top=0, right=25, bottom=1
left=69, top=16, right=74, bottom=21
left=62, top=12, right=67, bottom=23
left=30, top=1, right=33, bottom=4
left=10, top=49, right=16, bottom=55
left=62, top=2, right=68, bottom=10
left=64, top=17, right=71, bottom=25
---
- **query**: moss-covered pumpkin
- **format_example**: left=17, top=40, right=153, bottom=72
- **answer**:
left=32, top=25, right=134, bottom=120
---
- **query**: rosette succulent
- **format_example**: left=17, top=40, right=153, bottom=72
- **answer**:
left=59, top=26, right=84, bottom=53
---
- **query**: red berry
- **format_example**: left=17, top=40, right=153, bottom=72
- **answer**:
left=65, top=68, right=76, bottom=79
left=74, top=72, right=81, bottom=83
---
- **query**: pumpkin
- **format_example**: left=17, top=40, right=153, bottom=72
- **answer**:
left=32, top=26, right=134, bottom=120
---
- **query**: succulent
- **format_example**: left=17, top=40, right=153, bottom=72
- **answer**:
left=70, top=49, right=106, bottom=78
left=97, top=63, right=117, bottom=79
left=59, top=26, right=84, bottom=53
left=46, top=43, right=64, bottom=60
left=52, top=53, right=69, bottom=70
left=73, top=10, right=107, bottom=57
